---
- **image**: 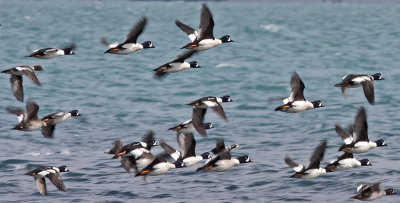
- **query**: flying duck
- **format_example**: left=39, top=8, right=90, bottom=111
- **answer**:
left=104, top=17, right=154, bottom=55
left=209, top=138, right=239, bottom=155
left=25, top=165, right=69, bottom=196
left=275, top=71, right=324, bottom=113
left=27, top=44, right=75, bottom=59
left=285, top=140, right=327, bottom=179
left=153, top=50, right=200, bottom=79
left=196, top=151, right=251, bottom=172
left=187, top=95, right=233, bottom=137
left=110, top=131, right=158, bottom=173
left=177, top=132, right=211, bottom=167
left=334, top=73, right=384, bottom=105
left=337, top=107, right=387, bottom=154
left=6, top=99, right=47, bottom=132
left=1, top=65, right=43, bottom=102
left=40, top=110, right=81, bottom=138
left=177, top=4, right=233, bottom=51
left=169, top=119, right=213, bottom=144
left=325, top=152, right=371, bottom=172
left=352, top=183, right=396, bottom=201
left=135, top=140, right=183, bottom=177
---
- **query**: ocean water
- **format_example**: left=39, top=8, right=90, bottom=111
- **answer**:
left=0, top=0, right=400, bottom=202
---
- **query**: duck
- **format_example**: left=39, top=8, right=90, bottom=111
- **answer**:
left=334, top=73, right=384, bottom=105
left=6, top=99, right=47, bottom=132
left=196, top=150, right=251, bottom=172
left=40, top=110, right=81, bottom=138
left=176, top=133, right=211, bottom=167
left=177, top=4, right=233, bottom=51
left=325, top=152, right=371, bottom=172
left=209, top=138, right=239, bottom=155
left=338, top=107, right=387, bottom=154
left=153, top=50, right=200, bottom=79
left=168, top=119, right=213, bottom=143
left=135, top=140, right=183, bottom=177
left=285, top=140, right=327, bottom=179
left=187, top=95, right=233, bottom=137
left=135, top=154, right=183, bottom=177
left=352, top=183, right=396, bottom=201
left=110, top=131, right=157, bottom=173
left=7, top=101, right=81, bottom=138
left=110, top=139, right=156, bottom=174
left=1, top=65, right=44, bottom=102
left=25, top=165, right=69, bottom=196
left=104, top=17, right=154, bottom=55
left=27, top=44, right=75, bottom=59
left=275, top=71, right=324, bottom=113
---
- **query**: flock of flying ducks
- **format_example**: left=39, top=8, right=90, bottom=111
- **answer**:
left=276, top=69, right=393, bottom=200
left=1, top=3, right=395, bottom=201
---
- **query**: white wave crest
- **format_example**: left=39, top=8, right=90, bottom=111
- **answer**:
left=260, top=24, right=281, bottom=33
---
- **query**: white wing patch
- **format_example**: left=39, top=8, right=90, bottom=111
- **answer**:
left=188, top=32, right=197, bottom=42
left=17, top=114, right=24, bottom=123
left=203, top=100, right=218, bottom=107
left=109, top=42, right=119, bottom=48
left=15, top=66, right=28, bottom=71
left=293, top=164, right=304, bottom=172
left=170, top=150, right=181, bottom=161
left=343, top=137, right=353, bottom=145
left=182, top=119, right=192, bottom=125
left=131, top=148, right=148, bottom=158
left=283, top=92, right=295, bottom=104
left=352, top=76, right=372, bottom=84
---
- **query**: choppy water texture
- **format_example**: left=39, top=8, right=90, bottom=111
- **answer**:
left=1, top=0, right=400, bottom=202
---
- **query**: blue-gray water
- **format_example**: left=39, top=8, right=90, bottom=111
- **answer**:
left=1, top=0, right=400, bottom=202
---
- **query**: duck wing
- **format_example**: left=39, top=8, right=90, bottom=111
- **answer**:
left=46, top=172, right=67, bottom=192
left=123, top=17, right=147, bottom=44
left=307, top=140, right=327, bottom=170
left=361, top=81, right=375, bottom=105
left=34, top=177, right=47, bottom=195
left=10, top=75, right=24, bottom=102
left=353, top=107, right=369, bottom=142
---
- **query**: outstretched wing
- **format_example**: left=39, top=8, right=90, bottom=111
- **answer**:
left=197, top=4, right=215, bottom=41
left=123, top=17, right=147, bottom=44
left=284, top=155, right=304, bottom=172
left=46, top=173, right=67, bottom=192
left=176, top=20, right=198, bottom=42
left=290, top=71, right=306, bottom=101
left=307, top=140, right=327, bottom=170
